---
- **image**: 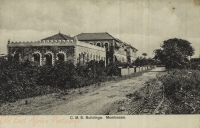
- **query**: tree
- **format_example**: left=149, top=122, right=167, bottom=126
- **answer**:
left=154, top=38, right=194, bottom=69
left=142, top=53, right=147, bottom=58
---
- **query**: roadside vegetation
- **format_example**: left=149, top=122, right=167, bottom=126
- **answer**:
left=0, top=57, right=105, bottom=103
left=154, top=38, right=200, bottom=114
left=0, top=55, right=155, bottom=104
left=158, top=70, right=200, bottom=114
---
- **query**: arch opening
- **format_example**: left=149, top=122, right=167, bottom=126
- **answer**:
left=97, top=43, right=101, bottom=47
left=57, top=53, right=65, bottom=61
left=45, top=53, right=53, bottom=66
left=33, top=53, right=40, bottom=65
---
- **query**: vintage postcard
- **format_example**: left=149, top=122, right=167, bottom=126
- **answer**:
left=0, top=0, right=200, bottom=128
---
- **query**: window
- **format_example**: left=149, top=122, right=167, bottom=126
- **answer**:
left=33, top=53, right=40, bottom=65
left=97, top=43, right=101, bottom=47
left=57, top=53, right=65, bottom=61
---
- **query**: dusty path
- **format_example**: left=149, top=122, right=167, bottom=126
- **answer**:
left=0, top=68, right=164, bottom=115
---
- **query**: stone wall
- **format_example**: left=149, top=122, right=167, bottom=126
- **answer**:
left=136, top=67, right=140, bottom=72
left=120, top=68, right=129, bottom=76
left=129, top=68, right=135, bottom=74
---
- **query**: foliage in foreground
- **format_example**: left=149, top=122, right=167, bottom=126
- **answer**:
left=158, top=70, right=200, bottom=114
left=0, top=57, right=108, bottom=103
left=0, top=56, right=151, bottom=103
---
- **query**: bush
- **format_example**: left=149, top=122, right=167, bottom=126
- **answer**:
left=0, top=56, right=148, bottom=104
left=0, top=57, right=109, bottom=103
left=106, top=62, right=121, bottom=76
left=158, top=70, right=200, bottom=114
left=132, top=91, right=143, bottom=100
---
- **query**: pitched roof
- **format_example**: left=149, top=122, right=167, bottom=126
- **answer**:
left=76, top=32, right=115, bottom=41
left=129, top=45, right=138, bottom=51
left=122, top=42, right=138, bottom=51
left=75, top=32, right=138, bottom=51
left=42, top=32, right=73, bottom=40
left=123, top=42, right=129, bottom=46
left=115, top=38, right=124, bottom=44
left=116, top=38, right=138, bottom=51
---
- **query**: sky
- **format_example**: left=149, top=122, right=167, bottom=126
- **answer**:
left=0, top=0, right=200, bottom=57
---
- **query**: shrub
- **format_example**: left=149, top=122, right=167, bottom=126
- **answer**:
left=132, top=91, right=143, bottom=100
left=0, top=58, right=109, bottom=103
left=0, top=56, right=149, bottom=104
left=158, top=70, right=200, bottom=114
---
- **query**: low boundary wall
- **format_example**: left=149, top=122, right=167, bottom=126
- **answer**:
left=118, top=65, right=156, bottom=76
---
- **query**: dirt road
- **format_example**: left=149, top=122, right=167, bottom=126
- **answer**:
left=0, top=68, right=164, bottom=115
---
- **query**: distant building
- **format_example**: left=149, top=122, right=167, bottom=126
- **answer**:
left=115, top=38, right=138, bottom=63
left=7, top=32, right=105, bottom=66
left=125, top=43, right=137, bottom=63
left=76, top=32, right=137, bottom=65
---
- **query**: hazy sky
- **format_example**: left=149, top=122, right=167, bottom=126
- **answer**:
left=0, top=0, right=200, bottom=57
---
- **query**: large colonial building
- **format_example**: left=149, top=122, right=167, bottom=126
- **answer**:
left=7, top=32, right=137, bottom=66
left=7, top=32, right=105, bottom=66
left=76, top=32, right=137, bottom=65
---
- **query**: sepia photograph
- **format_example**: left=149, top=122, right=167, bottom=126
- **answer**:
left=0, top=0, right=200, bottom=119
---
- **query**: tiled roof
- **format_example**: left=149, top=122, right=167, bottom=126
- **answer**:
left=115, top=38, right=124, bottom=44
left=75, top=32, right=138, bottom=51
left=124, top=43, right=138, bottom=51
left=76, top=32, right=115, bottom=40
left=116, top=38, right=138, bottom=51
left=123, top=42, right=129, bottom=46
left=42, top=32, right=73, bottom=40
left=125, top=44, right=138, bottom=51
left=129, top=45, right=138, bottom=51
